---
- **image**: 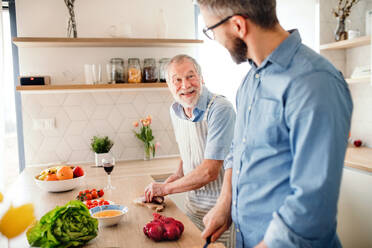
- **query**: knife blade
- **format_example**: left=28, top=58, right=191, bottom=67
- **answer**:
left=203, top=236, right=211, bottom=248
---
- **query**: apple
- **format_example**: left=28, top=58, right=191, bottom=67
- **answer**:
left=73, top=166, right=84, bottom=178
left=353, top=139, right=362, bottom=147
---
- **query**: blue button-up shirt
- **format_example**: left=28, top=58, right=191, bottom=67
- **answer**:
left=171, top=85, right=236, bottom=160
left=224, top=30, right=353, bottom=247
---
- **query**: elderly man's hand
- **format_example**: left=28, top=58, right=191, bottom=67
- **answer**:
left=144, top=182, right=168, bottom=202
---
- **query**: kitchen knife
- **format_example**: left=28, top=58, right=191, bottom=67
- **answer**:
left=203, top=236, right=211, bottom=248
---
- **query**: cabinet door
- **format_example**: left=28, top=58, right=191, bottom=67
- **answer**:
left=337, top=167, right=372, bottom=248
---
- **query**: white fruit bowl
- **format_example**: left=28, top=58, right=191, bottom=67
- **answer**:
left=34, top=175, right=86, bottom=192
left=90, top=204, right=128, bottom=227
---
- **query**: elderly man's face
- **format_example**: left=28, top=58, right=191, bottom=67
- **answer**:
left=167, top=60, right=202, bottom=108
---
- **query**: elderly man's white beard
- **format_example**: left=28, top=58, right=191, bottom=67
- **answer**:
left=174, top=86, right=202, bottom=108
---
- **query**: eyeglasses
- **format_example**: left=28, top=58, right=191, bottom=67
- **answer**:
left=202, top=14, right=249, bottom=40
left=203, top=15, right=233, bottom=40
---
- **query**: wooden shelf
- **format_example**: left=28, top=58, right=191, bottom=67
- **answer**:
left=12, top=37, right=203, bottom=48
left=16, top=83, right=168, bottom=92
left=320, top=36, right=371, bottom=51
left=346, top=77, right=370, bottom=84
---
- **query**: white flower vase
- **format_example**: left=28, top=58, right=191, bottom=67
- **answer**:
left=95, top=152, right=111, bottom=167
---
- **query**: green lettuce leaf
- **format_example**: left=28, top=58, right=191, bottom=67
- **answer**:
left=27, top=200, right=98, bottom=248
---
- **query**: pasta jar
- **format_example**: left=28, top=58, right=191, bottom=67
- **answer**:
left=159, top=58, right=170, bottom=82
left=127, top=58, right=142, bottom=83
left=143, top=58, right=158, bottom=83
left=109, top=58, right=125, bottom=84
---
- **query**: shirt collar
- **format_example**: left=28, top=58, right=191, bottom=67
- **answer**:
left=266, top=29, right=302, bottom=69
left=248, top=29, right=301, bottom=70
left=194, top=85, right=209, bottom=112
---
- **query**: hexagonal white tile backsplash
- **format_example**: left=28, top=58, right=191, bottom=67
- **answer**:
left=22, top=90, right=179, bottom=166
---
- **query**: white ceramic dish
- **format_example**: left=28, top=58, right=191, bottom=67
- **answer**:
left=89, top=204, right=128, bottom=227
left=34, top=175, right=86, bottom=192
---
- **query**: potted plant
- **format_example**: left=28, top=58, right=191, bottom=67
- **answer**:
left=133, top=115, right=159, bottom=160
left=91, top=136, right=114, bottom=167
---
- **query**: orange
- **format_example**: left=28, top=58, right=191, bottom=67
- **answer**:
left=46, top=174, right=58, bottom=181
left=56, top=166, right=73, bottom=180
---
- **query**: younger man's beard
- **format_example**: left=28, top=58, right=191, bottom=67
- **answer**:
left=229, top=37, right=248, bottom=64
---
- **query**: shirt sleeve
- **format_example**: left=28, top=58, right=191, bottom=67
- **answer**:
left=264, top=71, right=353, bottom=247
left=204, top=98, right=236, bottom=161
left=223, top=142, right=234, bottom=169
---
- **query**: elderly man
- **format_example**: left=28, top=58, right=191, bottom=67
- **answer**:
left=144, top=54, right=236, bottom=247
left=197, top=0, right=353, bottom=248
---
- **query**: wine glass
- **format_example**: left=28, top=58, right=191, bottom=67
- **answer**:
left=102, top=157, right=115, bottom=190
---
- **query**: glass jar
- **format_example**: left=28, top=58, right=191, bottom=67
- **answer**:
left=109, top=58, right=125, bottom=83
left=127, top=58, right=142, bottom=83
left=159, top=58, right=170, bottom=82
left=143, top=58, right=158, bottom=83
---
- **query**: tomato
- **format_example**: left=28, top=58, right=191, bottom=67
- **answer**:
left=99, top=198, right=105, bottom=203
left=79, top=191, right=83, bottom=196
left=84, top=189, right=90, bottom=194
left=97, top=189, right=104, bottom=197
left=103, top=201, right=109, bottom=205
left=91, top=188, right=96, bottom=192
left=73, top=166, right=84, bottom=178
left=86, top=193, right=92, bottom=200
left=91, top=191, right=98, bottom=199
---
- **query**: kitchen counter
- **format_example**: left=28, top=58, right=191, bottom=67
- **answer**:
left=7, top=157, right=211, bottom=248
left=344, top=146, right=372, bottom=173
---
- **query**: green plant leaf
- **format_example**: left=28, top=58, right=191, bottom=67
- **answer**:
left=90, top=136, right=114, bottom=153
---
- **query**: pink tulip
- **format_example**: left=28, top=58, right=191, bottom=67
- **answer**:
left=146, top=115, right=152, bottom=124
left=133, top=121, right=139, bottom=127
left=143, top=120, right=149, bottom=127
left=155, top=142, right=161, bottom=150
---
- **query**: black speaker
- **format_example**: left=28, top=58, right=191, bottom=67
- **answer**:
left=19, top=76, right=51, bottom=86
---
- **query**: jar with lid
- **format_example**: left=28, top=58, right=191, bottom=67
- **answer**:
left=109, top=58, right=125, bottom=84
left=127, top=58, right=142, bottom=83
left=159, top=58, right=170, bottom=82
left=143, top=58, right=158, bottom=83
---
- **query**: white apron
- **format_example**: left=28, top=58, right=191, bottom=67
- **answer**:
left=171, top=95, right=234, bottom=247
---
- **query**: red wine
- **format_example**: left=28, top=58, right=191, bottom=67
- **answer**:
left=103, top=163, right=114, bottom=175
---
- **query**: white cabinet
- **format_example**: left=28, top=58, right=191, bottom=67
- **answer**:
left=337, top=168, right=372, bottom=248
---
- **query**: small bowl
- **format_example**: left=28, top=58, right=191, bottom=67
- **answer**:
left=90, top=204, right=128, bottom=227
left=34, top=175, right=85, bottom=192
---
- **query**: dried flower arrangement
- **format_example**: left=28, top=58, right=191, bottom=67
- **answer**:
left=332, top=0, right=360, bottom=41
left=333, top=0, right=360, bottom=20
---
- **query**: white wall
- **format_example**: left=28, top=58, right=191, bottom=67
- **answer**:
left=16, top=0, right=195, bottom=39
left=15, top=0, right=196, bottom=166
left=277, top=0, right=318, bottom=50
